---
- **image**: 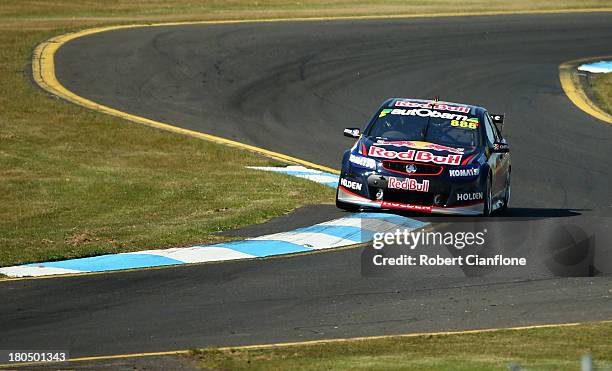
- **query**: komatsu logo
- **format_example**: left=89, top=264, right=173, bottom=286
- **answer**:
left=449, top=167, right=479, bottom=177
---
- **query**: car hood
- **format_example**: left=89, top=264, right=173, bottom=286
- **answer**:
left=357, top=137, right=478, bottom=166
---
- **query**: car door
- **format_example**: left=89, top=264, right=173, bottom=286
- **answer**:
left=482, top=113, right=505, bottom=197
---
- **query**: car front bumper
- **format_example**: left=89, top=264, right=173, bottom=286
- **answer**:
left=337, top=186, right=484, bottom=215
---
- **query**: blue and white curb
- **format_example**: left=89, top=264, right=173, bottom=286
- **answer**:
left=247, top=165, right=339, bottom=188
left=0, top=166, right=427, bottom=278
left=578, top=61, right=612, bottom=74
left=0, top=213, right=426, bottom=277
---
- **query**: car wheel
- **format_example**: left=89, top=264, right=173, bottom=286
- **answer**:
left=335, top=187, right=360, bottom=212
left=483, top=174, right=493, bottom=216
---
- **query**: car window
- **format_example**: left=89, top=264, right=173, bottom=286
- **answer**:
left=366, top=108, right=481, bottom=148
left=483, top=113, right=497, bottom=146
left=487, top=112, right=504, bottom=140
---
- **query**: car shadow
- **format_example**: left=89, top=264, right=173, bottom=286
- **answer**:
left=374, top=207, right=585, bottom=222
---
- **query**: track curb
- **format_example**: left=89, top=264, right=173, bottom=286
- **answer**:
left=559, top=56, right=612, bottom=125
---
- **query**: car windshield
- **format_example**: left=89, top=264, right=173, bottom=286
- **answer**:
left=366, top=108, right=481, bottom=148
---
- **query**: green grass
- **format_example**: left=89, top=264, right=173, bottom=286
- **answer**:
left=590, top=73, right=612, bottom=115
left=0, top=26, right=334, bottom=268
left=1, top=1, right=611, bottom=31
left=192, top=322, right=612, bottom=370
left=1, top=0, right=611, bottom=19
left=1, top=2, right=609, bottom=267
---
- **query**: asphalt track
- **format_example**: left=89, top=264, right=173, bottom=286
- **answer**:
left=2, top=12, right=612, bottom=361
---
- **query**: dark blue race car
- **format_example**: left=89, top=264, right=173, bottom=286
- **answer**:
left=336, top=98, right=511, bottom=216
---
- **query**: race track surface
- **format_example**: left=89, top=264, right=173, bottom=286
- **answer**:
left=2, top=12, right=612, bottom=358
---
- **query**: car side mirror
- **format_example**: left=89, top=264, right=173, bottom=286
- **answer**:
left=343, top=128, right=361, bottom=138
left=492, top=141, right=509, bottom=153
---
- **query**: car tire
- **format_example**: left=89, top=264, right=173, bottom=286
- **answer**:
left=483, top=174, right=493, bottom=216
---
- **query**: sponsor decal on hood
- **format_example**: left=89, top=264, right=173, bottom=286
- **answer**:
left=376, top=140, right=464, bottom=154
left=368, top=146, right=462, bottom=165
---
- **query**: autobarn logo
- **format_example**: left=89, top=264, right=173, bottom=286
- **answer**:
left=456, top=192, right=483, bottom=201
left=395, top=100, right=471, bottom=113
left=382, top=108, right=469, bottom=122
left=388, top=177, right=429, bottom=192
left=340, top=178, right=362, bottom=191
left=368, top=146, right=462, bottom=165
left=449, top=167, right=479, bottom=177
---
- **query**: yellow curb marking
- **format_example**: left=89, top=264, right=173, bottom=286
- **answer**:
left=32, top=27, right=340, bottom=174
left=5, top=11, right=609, bottom=365
left=33, top=8, right=612, bottom=174
left=2, top=319, right=611, bottom=368
left=559, top=56, right=612, bottom=124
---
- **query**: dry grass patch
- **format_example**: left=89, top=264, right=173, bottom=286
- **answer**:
left=590, top=72, right=612, bottom=115
left=193, top=322, right=612, bottom=370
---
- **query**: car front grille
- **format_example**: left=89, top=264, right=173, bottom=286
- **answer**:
left=382, top=160, right=443, bottom=176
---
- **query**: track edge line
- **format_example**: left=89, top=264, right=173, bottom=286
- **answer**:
left=559, top=56, right=612, bottom=125
left=32, top=8, right=612, bottom=174
left=2, top=319, right=611, bottom=368
left=31, top=27, right=340, bottom=174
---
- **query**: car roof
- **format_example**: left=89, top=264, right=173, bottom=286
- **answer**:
left=383, top=98, right=486, bottom=115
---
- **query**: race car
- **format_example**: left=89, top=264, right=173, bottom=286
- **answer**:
left=336, top=98, right=511, bottom=216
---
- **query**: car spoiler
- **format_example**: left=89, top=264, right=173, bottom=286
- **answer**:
left=490, top=113, right=505, bottom=125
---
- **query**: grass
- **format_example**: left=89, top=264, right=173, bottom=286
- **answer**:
left=192, top=322, right=612, bottom=370
left=2, top=0, right=611, bottom=19
left=1, top=1, right=611, bottom=30
left=0, top=2, right=609, bottom=267
left=590, top=72, right=612, bottom=115
left=0, top=23, right=334, bottom=268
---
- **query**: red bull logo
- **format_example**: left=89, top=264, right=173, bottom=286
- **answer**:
left=388, top=177, right=429, bottom=192
left=368, top=146, right=462, bottom=165
left=376, top=140, right=464, bottom=155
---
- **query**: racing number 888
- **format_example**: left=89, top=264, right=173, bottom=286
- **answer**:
left=450, top=120, right=478, bottom=129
